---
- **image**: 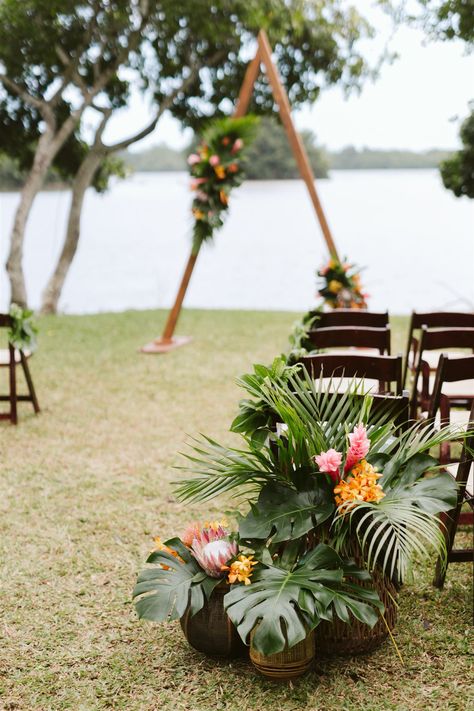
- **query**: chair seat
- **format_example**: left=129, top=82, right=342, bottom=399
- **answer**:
left=323, top=348, right=383, bottom=357
left=445, top=463, right=474, bottom=499
left=427, top=374, right=474, bottom=398
left=0, top=348, right=31, bottom=366
left=410, top=351, right=470, bottom=371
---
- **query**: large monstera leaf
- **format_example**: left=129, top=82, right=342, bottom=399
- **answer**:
left=133, top=538, right=220, bottom=622
left=238, top=479, right=335, bottom=544
left=224, top=544, right=382, bottom=656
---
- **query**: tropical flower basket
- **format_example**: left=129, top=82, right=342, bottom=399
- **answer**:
left=134, top=361, right=468, bottom=679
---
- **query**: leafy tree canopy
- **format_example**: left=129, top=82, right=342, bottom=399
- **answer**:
left=440, top=108, right=474, bottom=198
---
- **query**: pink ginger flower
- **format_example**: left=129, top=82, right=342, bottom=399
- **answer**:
left=187, top=153, right=201, bottom=166
left=209, top=154, right=220, bottom=166
left=189, top=521, right=237, bottom=577
left=344, top=424, right=370, bottom=473
left=231, top=138, right=243, bottom=153
left=314, top=448, right=342, bottom=483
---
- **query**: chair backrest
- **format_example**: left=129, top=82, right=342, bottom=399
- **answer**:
left=299, top=353, right=403, bottom=394
left=306, top=326, right=391, bottom=355
left=310, top=309, right=389, bottom=329
left=419, top=326, right=474, bottom=353
left=404, top=311, right=474, bottom=386
left=429, top=354, right=474, bottom=419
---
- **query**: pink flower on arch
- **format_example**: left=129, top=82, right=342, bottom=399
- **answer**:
left=231, top=138, right=243, bottom=153
left=187, top=153, right=200, bottom=166
left=190, top=177, right=207, bottom=191
left=344, top=424, right=370, bottom=473
left=314, top=449, right=342, bottom=483
left=209, top=154, right=220, bottom=166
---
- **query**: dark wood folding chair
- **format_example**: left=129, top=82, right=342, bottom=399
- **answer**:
left=298, top=353, right=403, bottom=395
left=306, top=325, right=391, bottom=355
left=309, top=309, right=389, bottom=329
left=411, top=327, right=474, bottom=419
left=433, top=401, right=474, bottom=588
left=0, top=314, right=40, bottom=425
left=428, top=353, right=474, bottom=466
left=403, top=310, right=474, bottom=388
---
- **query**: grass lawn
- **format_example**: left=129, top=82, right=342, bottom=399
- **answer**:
left=0, top=309, right=472, bottom=711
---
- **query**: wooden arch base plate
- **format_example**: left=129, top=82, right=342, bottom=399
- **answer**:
left=140, top=336, right=192, bottom=354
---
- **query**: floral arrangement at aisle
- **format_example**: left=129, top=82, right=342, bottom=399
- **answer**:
left=8, top=303, right=38, bottom=351
left=134, top=363, right=466, bottom=678
left=317, top=256, right=368, bottom=310
left=187, top=116, right=259, bottom=253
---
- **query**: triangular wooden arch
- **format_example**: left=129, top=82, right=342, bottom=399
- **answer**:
left=142, top=29, right=339, bottom=353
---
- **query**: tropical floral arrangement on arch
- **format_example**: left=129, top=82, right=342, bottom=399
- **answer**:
left=317, top=256, right=368, bottom=310
left=285, top=256, right=369, bottom=363
left=187, top=116, right=259, bottom=253
left=133, top=363, right=467, bottom=677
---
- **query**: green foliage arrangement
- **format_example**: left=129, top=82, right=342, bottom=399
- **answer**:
left=188, top=116, right=259, bottom=251
left=9, top=303, right=38, bottom=351
left=159, top=367, right=466, bottom=655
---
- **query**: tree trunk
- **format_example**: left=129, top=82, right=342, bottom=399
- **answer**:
left=6, top=131, right=56, bottom=306
left=40, top=151, right=103, bottom=315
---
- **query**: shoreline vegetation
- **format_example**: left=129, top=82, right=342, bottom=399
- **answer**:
left=0, top=115, right=453, bottom=191
left=0, top=148, right=453, bottom=192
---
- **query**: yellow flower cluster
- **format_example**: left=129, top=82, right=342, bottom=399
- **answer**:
left=222, top=554, right=257, bottom=586
left=328, top=279, right=343, bottom=294
left=334, top=460, right=385, bottom=510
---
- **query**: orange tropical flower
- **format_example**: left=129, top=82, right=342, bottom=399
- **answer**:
left=214, top=165, right=226, bottom=180
left=334, top=460, right=385, bottom=511
left=192, top=208, right=206, bottom=220
left=222, top=554, right=258, bottom=585
left=228, top=162, right=239, bottom=173
left=219, top=189, right=228, bottom=205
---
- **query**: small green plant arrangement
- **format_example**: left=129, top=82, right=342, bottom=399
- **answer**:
left=135, top=366, right=465, bottom=667
left=187, top=116, right=259, bottom=252
left=317, top=256, right=368, bottom=309
left=8, top=303, right=38, bottom=351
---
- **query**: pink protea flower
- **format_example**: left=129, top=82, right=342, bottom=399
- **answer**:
left=187, top=153, right=200, bottom=165
left=231, top=138, right=243, bottom=153
left=344, top=424, right=370, bottom=473
left=190, top=522, right=237, bottom=577
left=314, top=449, right=342, bottom=483
left=209, top=154, right=220, bottom=166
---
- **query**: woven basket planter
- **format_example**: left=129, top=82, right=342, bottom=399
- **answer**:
left=250, top=631, right=315, bottom=680
left=180, top=583, right=247, bottom=658
left=315, top=564, right=398, bottom=656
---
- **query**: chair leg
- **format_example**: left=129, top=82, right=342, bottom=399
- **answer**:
left=9, top=345, right=17, bottom=425
left=20, top=352, right=40, bottom=414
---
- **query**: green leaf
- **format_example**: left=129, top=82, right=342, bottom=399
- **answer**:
left=133, top=538, right=220, bottom=622
left=239, top=480, right=334, bottom=544
left=224, top=544, right=382, bottom=656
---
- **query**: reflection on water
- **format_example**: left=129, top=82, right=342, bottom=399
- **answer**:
left=0, top=169, right=472, bottom=314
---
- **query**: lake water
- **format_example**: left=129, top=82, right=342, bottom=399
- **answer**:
left=0, top=169, right=472, bottom=315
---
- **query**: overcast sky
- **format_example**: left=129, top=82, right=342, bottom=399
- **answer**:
left=103, top=1, right=474, bottom=152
